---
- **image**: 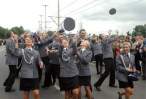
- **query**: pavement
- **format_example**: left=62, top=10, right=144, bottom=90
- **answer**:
left=0, top=46, right=146, bottom=99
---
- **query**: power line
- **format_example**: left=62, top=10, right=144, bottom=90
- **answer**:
left=69, top=0, right=142, bottom=16
left=68, top=3, right=98, bottom=16
left=63, top=0, right=98, bottom=15
left=68, top=0, right=106, bottom=16
left=60, top=0, right=79, bottom=12
left=75, top=0, right=141, bottom=16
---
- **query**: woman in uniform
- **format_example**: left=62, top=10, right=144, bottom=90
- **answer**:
left=77, top=40, right=93, bottom=99
left=116, top=42, right=136, bottom=99
left=15, top=36, right=43, bottom=99
left=59, top=37, right=80, bottom=99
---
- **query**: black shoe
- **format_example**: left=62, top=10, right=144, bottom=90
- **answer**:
left=117, top=92, right=122, bottom=99
left=3, top=82, right=6, bottom=86
left=109, top=85, right=117, bottom=88
left=94, top=84, right=101, bottom=91
left=143, top=78, right=146, bottom=80
left=5, top=87, right=15, bottom=92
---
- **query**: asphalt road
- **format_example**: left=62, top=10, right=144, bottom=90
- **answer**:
left=0, top=46, right=146, bottom=99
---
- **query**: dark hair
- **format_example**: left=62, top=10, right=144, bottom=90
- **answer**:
left=58, top=29, right=64, bottom=33
left=79, top=29, right=86, bottom=33
left=99, top=34, right=103, bottom=40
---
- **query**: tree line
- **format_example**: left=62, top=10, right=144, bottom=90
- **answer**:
left=132, top=24, right=146, bottom=37
left=0, top=24, right=146, bottom=39
left=0, top=26, right=25, bottom=39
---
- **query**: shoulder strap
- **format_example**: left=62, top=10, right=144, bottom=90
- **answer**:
left=120, top=55, right=127, bottom=69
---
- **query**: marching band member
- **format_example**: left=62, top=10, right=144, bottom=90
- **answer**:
left=15, top=36, right=43, bottom=99
left=116, top=42, right=136, bottom=99
left=91, top=35, right=103, bottom=75
left=35, top=32, right=58, bottom=87
left=76, top=40, right=93, bottom=99
left=48, top=36, right=60, bottom=85
left=37, top=33, right=51, bottom=87
left=3, top=32, right=18, bottom=92
left=59, top=37, right=80, bottom=99
left=94, top=33, right=118, bottom=91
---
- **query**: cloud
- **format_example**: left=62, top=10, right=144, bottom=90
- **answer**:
left=0, top=0, right=145, bottom=32
left=83, top=0, right=146, bottom=22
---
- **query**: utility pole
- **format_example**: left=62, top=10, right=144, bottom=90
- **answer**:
left=57, top=0, right=60, bottom=30
left=42, top=4, right=48, bottom=33
left=39, top=15, right=43, bottom=32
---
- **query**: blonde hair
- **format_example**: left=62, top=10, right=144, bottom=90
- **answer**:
left=24, top=32, right=31, bottom=39
left=123, top=42, right=131, bottom=48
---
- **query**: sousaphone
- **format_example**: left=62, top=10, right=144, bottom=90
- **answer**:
left=63, top=17, right=75, bottom=31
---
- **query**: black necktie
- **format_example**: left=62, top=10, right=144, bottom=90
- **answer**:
left=64, top=48, right=67, bottom=51
left=125, top=54, right=130, bottom=67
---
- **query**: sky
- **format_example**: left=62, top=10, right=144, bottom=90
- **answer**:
left=0, top=0, right=146, bottom=35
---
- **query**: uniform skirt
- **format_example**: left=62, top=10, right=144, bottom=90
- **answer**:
left=118, top=80, right=134, bottom=88
left=59, top=76, right=79, bottom=91
left=20, top=78, right=40, bottom=91
left=79, top=76, right=91, bottom=86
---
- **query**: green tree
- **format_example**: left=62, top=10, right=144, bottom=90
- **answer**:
left=10, top=26, right=25, bottom=36
left=0, top=26, right=9, bottom=39
left=132, top=24, right=146, bottom=37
